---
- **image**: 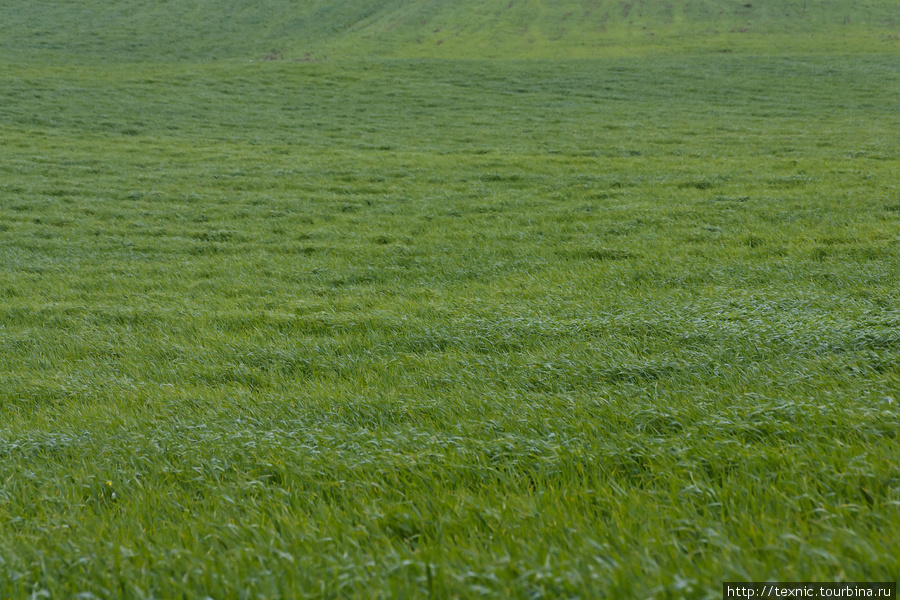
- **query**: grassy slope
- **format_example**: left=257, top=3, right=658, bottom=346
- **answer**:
left=1, top=0, right=898, bottom=61
left=1, top=1, right=900, bottom=599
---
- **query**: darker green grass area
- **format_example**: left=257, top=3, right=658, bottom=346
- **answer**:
left=1, top=3, right=900, bottom=597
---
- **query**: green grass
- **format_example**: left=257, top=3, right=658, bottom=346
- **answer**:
left=1, top=1, right=900, bottom=598
left=1, top=0, right=898, bottom=61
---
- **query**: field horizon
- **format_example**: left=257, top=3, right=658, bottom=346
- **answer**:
left=1, top=1, right=899, bottom=598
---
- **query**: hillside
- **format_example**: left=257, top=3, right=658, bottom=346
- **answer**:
left=2, top=0, right=900, bottom=596
left=1, top=0, right=897, bottom=62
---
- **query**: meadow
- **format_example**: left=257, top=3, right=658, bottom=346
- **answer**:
left=1, top=1, right=899, bottom=598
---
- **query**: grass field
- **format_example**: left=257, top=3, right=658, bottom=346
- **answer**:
left=1, top=1, right=899, bottom=598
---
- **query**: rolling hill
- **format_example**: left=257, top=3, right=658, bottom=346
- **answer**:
left=2, top=0, right=900, bottom=597
left=1, top=0, right=897, bottom=62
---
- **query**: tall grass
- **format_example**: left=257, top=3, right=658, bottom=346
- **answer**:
left=1, top=2, right=899, bottom=597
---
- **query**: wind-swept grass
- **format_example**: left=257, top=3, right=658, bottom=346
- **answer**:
left=1, top=1, right=899, bottom=598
